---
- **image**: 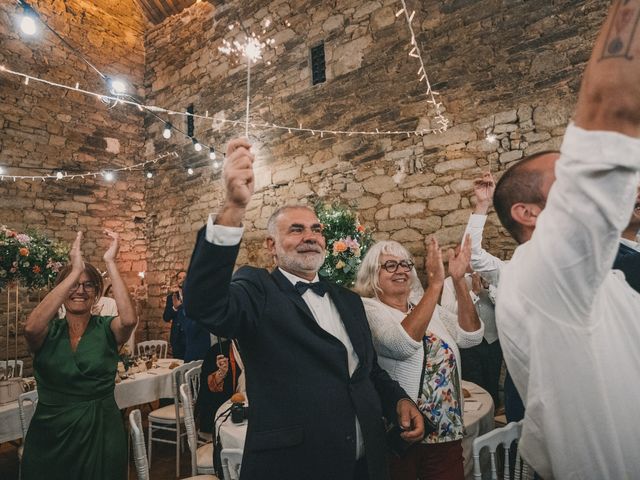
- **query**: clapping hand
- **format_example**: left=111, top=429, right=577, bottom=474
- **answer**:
left=448, top=234, right=472, bottom=281
left=103, top=229, right=120, bottom=263
left=473, top=172, right=495, bottom=214
left=70, top=231, right=85, bottom=273
left=425, top=237, right=445, bottom=287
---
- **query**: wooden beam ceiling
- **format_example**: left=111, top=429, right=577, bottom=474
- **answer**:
left=134, top=0, right=198, bottom=25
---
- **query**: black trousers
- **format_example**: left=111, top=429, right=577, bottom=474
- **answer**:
left=354, top=457, right=369, bottom=480
left=459, top=339, right=502, bottom=406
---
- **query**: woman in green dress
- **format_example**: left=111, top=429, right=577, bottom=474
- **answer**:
left=22, top=229, right=138, bottom=480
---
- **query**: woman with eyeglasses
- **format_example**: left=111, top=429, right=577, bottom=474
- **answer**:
left=354, top=237, right=483, bottom=480
left=22, top=229, right=137, bottom=480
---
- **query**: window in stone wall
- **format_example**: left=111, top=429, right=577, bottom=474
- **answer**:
left=310, top=42, right=326, bottom=85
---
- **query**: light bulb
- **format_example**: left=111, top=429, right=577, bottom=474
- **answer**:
left=187, top=168, right=194, bottom=175
left=192, top=138, right=202, bottom=152
left=108, top=78, right=127, bottom=94
left=0, top=166, right=4, bottom=174
left=209, top=148, right=216, bottom=160
left=104, top=171, right=114, bottom=181
left=146, top=171, right=153, bottom=179
left=55, top=171, right=64, bottom=180
left=486, top=133, right=497, bottom=144
left=19, top=11, right=37, bottom=36
left=212, top=160, right=221, bottom=169
left=162, top=123, right=172, bottom=139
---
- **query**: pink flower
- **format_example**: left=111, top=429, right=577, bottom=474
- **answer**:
left=16, top=234, right=31, bottom=244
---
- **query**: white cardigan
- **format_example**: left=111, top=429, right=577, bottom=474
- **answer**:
left=362, top=297, right=484, bottom=401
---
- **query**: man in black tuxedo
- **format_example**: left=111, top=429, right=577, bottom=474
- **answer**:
left=184, top=138, right=423, bottom=480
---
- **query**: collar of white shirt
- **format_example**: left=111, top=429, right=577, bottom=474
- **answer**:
left=277, top=267, right=320, bottom=286
left=620, top=237, right=640, bottom=252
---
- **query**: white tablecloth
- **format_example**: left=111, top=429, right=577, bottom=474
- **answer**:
left=461, top=380, right=495, bottom=480
left=0, top=359, right=183, bottom=442
left=214, top=380, right=495, bottom=479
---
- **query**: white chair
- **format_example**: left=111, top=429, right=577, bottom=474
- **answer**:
left=185, top=365, right=213, bottom=443
left=17, top=389, right=38, bottom=479
left=0, top=359, right=24, bottom=378
left=129, top=409, right=218, bottom=480
left=136, top=340, right=168, bottom=359
left=472, top=421, right=533, bottom=480
left=147, top=360, right=202, bottom=477
left=180, top=383, right=215, bottom=476
left=18, top=389, right=38, bottom=438
left=220, top=448, right=243, bottom=480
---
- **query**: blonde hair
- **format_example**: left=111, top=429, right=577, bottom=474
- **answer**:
left=354, top=240, right=422, bottom=300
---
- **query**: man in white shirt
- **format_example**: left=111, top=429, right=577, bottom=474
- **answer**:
left=492, top=2, right=640, bottom=477
left=183, top=138, right=424, bottom=480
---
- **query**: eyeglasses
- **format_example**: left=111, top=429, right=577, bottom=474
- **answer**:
left=380, top=260, right=414, bottom=273
left=69, top=281, right=97, bottom=293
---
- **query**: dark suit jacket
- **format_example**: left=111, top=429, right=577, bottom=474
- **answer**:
left=162, top=293, right=186, bottom=359
left=184, top=228, right=409, bottom=480
left=613, top=243, right=640, bottom=293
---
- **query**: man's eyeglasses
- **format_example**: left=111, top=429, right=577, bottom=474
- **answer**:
left=380, top=260, right=414, bottom=273
left=69, top=281, right=97, bottom=293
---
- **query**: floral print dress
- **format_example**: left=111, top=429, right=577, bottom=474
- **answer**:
left=419, top=332, right=465, bottom=444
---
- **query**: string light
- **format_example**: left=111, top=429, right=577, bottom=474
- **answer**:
left=18, top=1, right=37, bottom=36
left=209, top=147, right=216, bottom=160
left=107, top=77, right=127, bottom=94
left=187, top=168, right=194, bottom=175
left=0, top=152, right=177, bottom=182
left=486, top=133, right=497, bottom=143
left=396, top=0, right=448, bottom=131
left=103, top=171, right=114, bottom=181
left=192, top=138, right=202, bottom=152
left=162, top=123, right=172, bottom=139
left=0, top=66, right=447, bottom=137
left=212, top=159, right=221, bottom=169
left=146, top=171, right=153, bottom=179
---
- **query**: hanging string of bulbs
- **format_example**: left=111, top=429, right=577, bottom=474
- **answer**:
left=5, top=0, right=452, bottom=182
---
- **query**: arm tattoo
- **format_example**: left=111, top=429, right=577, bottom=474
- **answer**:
left=601, top=0, right=640, bottom=60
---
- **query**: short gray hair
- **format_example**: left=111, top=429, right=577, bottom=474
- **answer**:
left=266, top=205, right=316, bottom=237
left=354, top=240, right=422, bottom=299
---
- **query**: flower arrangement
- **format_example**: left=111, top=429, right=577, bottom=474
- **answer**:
left=315, top=202, right=373, bottom=288
left=0, top=225, right=69, bottom=290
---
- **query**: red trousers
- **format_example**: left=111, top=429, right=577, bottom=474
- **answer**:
left=389, top=440, right=464, bottom=480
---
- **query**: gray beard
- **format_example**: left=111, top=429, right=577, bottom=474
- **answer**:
left=276, top=248, right=325, bottom=277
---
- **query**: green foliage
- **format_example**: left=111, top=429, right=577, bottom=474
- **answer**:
left=0, top=226, right=69, bottom=290
left=315, top=202, right=373, bottom=288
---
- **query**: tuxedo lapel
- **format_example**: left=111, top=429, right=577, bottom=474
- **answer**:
left=324, top=282, right=368, bottom=374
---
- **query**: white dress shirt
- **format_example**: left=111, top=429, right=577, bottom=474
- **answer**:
left=205, top=218, right=365, bottom=459
left=441, top=275, right=498, bottom=344
left=496, top=124, right=640, bottom=480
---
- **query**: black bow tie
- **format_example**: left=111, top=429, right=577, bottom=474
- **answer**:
left=295, top=281, right=327, bottom=297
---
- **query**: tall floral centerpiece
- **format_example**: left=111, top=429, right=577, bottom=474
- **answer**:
left=0, top=225, right=68, bottom=290
left=315, top=203, right=373, bottom=288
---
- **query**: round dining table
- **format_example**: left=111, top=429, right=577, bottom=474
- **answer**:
left=214, top=380, right=495, bottom=479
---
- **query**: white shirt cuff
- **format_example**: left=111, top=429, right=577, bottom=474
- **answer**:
left=562, top=122, right=640, bottom=170
left=205, top=213, right=244, bottom=246
left=468, top=214, right=488, bottom=228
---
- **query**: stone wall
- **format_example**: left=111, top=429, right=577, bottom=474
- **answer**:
left=141, top=0, right=607, bottom=329
left=0, top=0, right=147, bottom=373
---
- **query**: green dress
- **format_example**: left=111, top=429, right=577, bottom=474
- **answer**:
left=21, top=315, right=127, bottom=480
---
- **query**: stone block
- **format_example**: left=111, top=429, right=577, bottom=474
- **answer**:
left=443, top=209, right=472, bottom=226
left=422, top=124, right=477, bottom=148
left=378, top=219, right=408, bottom=232
left=380, top=191, right=404, bottom=205
left=406, top=186, right=445, bottom=200
left=494, top=110, right=518, bottom=124
left=391, top=228, right=423, bottom=242
left=390, top=202, right=425, bottom=218
left=363, top=175, right=396, bottom=194
left=428, top=194, right=460, bottom=212
left=499, top=150, right=524, bottom=164
left=450, top=179, right=474, bottom=193
left=434, top=158, right=476, bottom=174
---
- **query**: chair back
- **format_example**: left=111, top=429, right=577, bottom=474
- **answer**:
left=17, top=389, right=38, bottom=438
left=129, top=409, right=150, bottom=480
left=180, top=383, right=200, bottom=476
left=136, top=340, right=168, bottom=359
left=220, top=448, right=243, bottom=480
left=0, top=359, right=24, bottom=378
left=185, top=365, right=202, bottom=404
left=472, top=421, right=533, bottom=480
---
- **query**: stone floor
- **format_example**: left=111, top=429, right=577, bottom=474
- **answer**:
left=0, top=406, right=196, bottom=480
